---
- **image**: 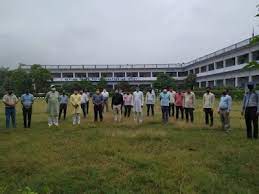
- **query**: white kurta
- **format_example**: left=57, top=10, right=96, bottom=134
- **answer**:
left=133, top=91, right=144, bottom=112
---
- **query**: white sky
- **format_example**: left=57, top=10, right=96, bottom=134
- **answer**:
left=0, top=0, right=258, bottom=67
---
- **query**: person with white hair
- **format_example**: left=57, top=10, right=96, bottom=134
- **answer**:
left=101, top=89, right=109, bottom=112
left=133, top=87, right=144, bottom=124
left=45, top=85, right=60, bottom=127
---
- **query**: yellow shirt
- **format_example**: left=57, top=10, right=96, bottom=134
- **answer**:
left=70, top=94, right=81, bottom=114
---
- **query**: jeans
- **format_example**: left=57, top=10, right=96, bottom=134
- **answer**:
left=161, top=106, right=169, bottom=123
left=94, top=104, right=103, bottom=121
left=146, top=104, right=154, bottom=116
left=169, top=103, right=175, bottom=117
left=103, top=99, right=109, bottom=112
left=204, top=108, right=213, bottom=126
left=81, top=103, right=87, bottom=118
left=185, top=108, right=194, bottom=123
left=176, top=106, right=184, bottom=120
left=5, top=107, right=16, bottom=128
left=59, top=103, right=67, bottom=120
left=124, top=105, right=132, bottom=117
left=245, top=107, right=258, bottom=139
left=23, top=107, right=32, bottom=128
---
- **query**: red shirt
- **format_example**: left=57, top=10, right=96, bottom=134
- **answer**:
left=175, top=92, right=184, bottom=106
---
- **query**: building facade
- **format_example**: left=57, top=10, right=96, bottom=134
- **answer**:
left=20, top=37, right=259, bottom=89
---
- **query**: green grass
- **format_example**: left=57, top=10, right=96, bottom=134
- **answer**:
left=0, top=99, right=259, bottom=194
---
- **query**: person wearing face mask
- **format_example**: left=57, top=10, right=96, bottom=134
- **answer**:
left=145, top=88, right=156, bottom=117
left=203, top=87, right=215, bottom=126
left=123, top=91, right=133, bottom=117
left=20, top=89, right=34, bottom=128
left=133, top=87, right=144, bottom=124
left=218, top=89, right=232, bottom=132
left=92, top=89, right=104, bottom=122
left=59, top=90, right=68, bottom=120
left=101, top=89, right=109, bottom=112
left=70, top=89, right=82, bottom=125
left=2, top=88, right=18, bottom=128
left=111, top=89, right=124, bottom=122
left=241, top=82, right=259, bottom=139
left=159, top=88, right=171, bottom=123
left=46, top=85, right=60, bottom=127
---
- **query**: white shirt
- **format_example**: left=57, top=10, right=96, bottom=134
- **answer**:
left=203, top=92, right=215, bottom=109
left=168, top=91, right=176, bottom=104
left=133, top=91, right=144, bottom=112
left=81, top=92, right=89, bottom=104
left=102, top=91, right=109, bottom=99
left=146, top=92, right=156, bottom=104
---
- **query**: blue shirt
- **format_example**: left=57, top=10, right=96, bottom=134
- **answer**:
left=242, top=92, right=259, bottom=112
left=92, top=94, right=104, bottom=105
left=219, top=95, right=232, bottom=112
left=21, top=93, right=34, bottom=108
left=60, top=95, right=68, bottom=104
left=159, top=92, right=170, bottom=107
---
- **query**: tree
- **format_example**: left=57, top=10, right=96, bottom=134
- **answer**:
left=184, top=73, right=197, bottom=89
left=97, top=77, right=107, bottom=91
left=153, top=73, right=176, bottom=90
left=30, top=64, right=52, bottom=93
left=0, top=67, right=9, bottom=96
left=117, top=81, right=131, bottom=92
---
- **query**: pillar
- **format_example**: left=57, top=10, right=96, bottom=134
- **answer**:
left=223, top=79, right=226, bottom=86
left=199, top=82, right=201, bottom=88
left=235, top=77, right=238, bottom=87
left=249, top=52, right=253, bottom=62
left=235, top=56, right=238, bottom=65
left=249, top=75, right=252, bottom=82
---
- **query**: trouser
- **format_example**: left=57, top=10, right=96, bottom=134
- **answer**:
left=134, top=111, right=143, bottom=123
left=48, top=116, right=59, bottom=127
left=113, top=104, right=122, bottom=122
left=86, top=101, right=89, bottom=114
left=219, top=109, right=230, bottom=130
left=94, top=104, right=103, bottom=121
left=59, top=103, right=67, bottom=120
left=169, top=103, right=175, bottom=117
left=81, top=103, right=87, bottom=118
left=161, top=106, right=169, bottom=123
left=245, top=107, right=258, bottom=139
left=124, top=105, right=132, bottom=117
left=204, top=108, right=213, bottom=126
left=72, top=113, right=81, bottom=125
left=5, top=107, right=16, bottom=128
left=103, top=99, right=109, bottom=112
left=185, top=108, right=194, bottom=123
left=176, top=106, right=184, bottom=120
left=146, top=104, right=154, bottom=116
left=22, top=107, right=32, bottom=128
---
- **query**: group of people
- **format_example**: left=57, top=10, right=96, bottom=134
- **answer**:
left=1, top=82, right=258, bottom=139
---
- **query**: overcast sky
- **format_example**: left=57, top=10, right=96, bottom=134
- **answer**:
left=0, top=0, right=258, bottom=68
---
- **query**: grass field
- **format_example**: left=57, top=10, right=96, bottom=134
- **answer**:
left=0, top=99, right=259, bottom=194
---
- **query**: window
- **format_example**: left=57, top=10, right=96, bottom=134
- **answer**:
left=139, top=72, right=151, bottom=77
left=208, top=63, right=215, bottom=71
left=88, top=72, right=99, bottom=78
left=201, top=81, right=206, bottom=88
left=189, top=69, right=194, bottom=74
left=226, top=78, right=235, bottom=87
left=216, top=80, right=224, bottom=87
left=75, top=73, right=86, bottom=78
left=237, top=54, right=249, bottom=65
left=178, top=71, right=188, bottom=77
left=51, top=73, right=61, bottom=78
left=208, top=81, right=214, bottom=87
left=101, top=72, right=113, bottom=77
left=166, top=72, right=177, bottom=77
left=63, top=73, right=73, bottom=78
left=201, top=66, right=207, bottom=73
left=152, top=72, right=164, bottom=77
left=216, top=61, right=224, bottom=69
left=114, top=72, right=125, bottom=77
left=252, top=51, right=259, bottom=61
left=126, top=72, right=138, bottom=77
left=225, top=58, right=235, bottom=67
left=195, top=68, right=200, bottom=74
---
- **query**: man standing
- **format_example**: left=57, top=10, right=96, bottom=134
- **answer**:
left=159, top=89, right=170, bottom=123
left=169, top=88, right=176, bottom=117
left=218, top=90, right=232, bottom=132
left=241, top=82, right=259, bottom=139
left=59, top=90, right=68, bottom=120
left=175, top=90, right=184, bottom=120
left=101, top=89, right=109, bottom=112
left=70, top=89, right=81, bottom=125
left=203, top=87, right=215, bottom=126
left=21, top=89, right=34, bottom=128
left=133, top=87, right=144, bottom=124
left=2, top=88, right=18, bottom=128
left=46, top=85, right=60, bottom=127
left=123, top=91, right=133, bottom=117
left=183, top=88, right=196, bottom=123
left=111, top=89, right=124, bottom=122
left=80, top=90, right=89, bottom=118
left=85, top=89, right=90, bottom=114
left=93, top=89, right=104, bottom=122
left=145, top=89, right=155, bottom=117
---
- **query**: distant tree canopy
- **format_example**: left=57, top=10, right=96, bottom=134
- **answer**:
left=153, top=73, right=176, bottom=90
left=184, top=73, right=197, bottom=90
left=96, top=77, right=107, bottom=91
left=62, top=80, right=95, bottom=93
